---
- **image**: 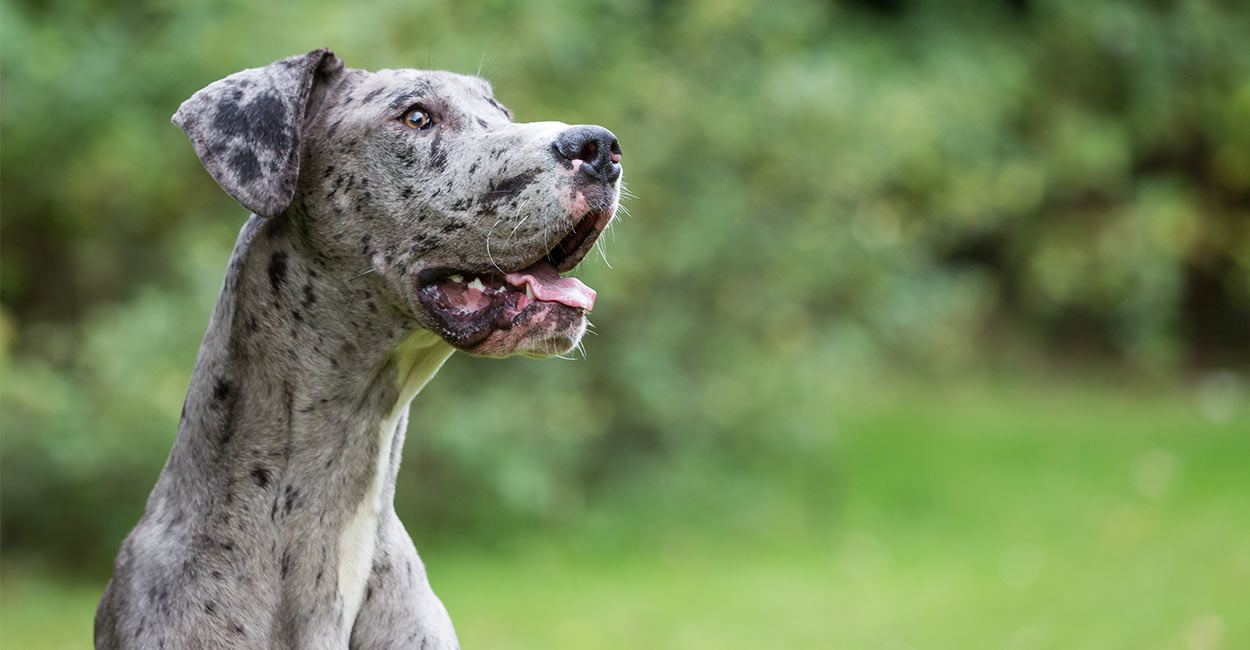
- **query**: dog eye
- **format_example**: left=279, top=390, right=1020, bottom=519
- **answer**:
left=403, top=107, right=434, bottom=130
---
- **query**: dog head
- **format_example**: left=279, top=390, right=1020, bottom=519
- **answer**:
left=174, top=49, right=621, bottom=358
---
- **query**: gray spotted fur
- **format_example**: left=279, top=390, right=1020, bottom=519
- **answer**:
left=94, top=49, right=620, bottom=649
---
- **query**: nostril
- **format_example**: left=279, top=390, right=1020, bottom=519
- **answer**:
left=577, top=140, right=598, bottom=162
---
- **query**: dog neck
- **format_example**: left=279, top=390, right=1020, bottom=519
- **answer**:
left=146, top=213, right=453, bottom=632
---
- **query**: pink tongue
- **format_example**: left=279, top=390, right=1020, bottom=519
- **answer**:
left=506, top=261, right=596, bottom=311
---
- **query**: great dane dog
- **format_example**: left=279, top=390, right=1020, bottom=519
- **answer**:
left=94, top=49, right=621, bottom=649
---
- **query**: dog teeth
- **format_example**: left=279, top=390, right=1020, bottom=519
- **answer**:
left=448, top=274, right=464, bottom=283
left=525, top=284, right=535, bottom=300
left=467, top=277, right=486, bottom=292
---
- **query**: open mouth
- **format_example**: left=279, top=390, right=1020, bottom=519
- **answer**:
left=416, top=208, right=612, bottom=348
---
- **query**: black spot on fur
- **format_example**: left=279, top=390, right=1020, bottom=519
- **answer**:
left=387, top=84, right=432, bottom=111
left=251, top=465, right=272, bottom=488
left=302, top=282, right=316, bottom=308
left=213, top=377, right=230, bottom=401
left=268, top=251, right=288, bottom=292
left=280, top=550, right=292, bottom=579
left=372, top=559, right=391, bottom=576
left=228, top=149, right=261, bottom=186
left=283, top=485, right=299, bottom=514
left=211, top=99, right=247, bottom=136
left=211, top=93, right=290, bottom=178
left=362, top=87, right=383, bottom=103
left=486, top=96, right=512, bottom=119
left=388, top=93, right=412, bottom=111
left=429, top=132, right=448, bottom=171
left=480, top=170, right=540, bottom=207
left=476, top=117, right=489, bottom=129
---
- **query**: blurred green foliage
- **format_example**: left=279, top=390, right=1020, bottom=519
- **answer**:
left=2, top=0, right=1249, bottom=585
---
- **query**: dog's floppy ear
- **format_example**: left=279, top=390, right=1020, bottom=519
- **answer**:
left=174, top=49, right=344, bottom=217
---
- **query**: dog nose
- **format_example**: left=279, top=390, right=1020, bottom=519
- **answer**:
left=553, top=125, right=621, bottom=183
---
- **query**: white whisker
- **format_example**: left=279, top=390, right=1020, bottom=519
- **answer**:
left=485, top=214, right=506, bottom=274
left=505, top=214, right=531, bottom=245
left=340, top=268, right=376, bottom=308
left=595, top=237, right=612, bottom=268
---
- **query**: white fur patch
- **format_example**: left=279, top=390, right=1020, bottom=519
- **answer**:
left=337, top=331, right=453, bottom=628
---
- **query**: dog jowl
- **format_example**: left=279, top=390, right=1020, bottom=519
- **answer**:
left=94, top=49, right=621, bottom=649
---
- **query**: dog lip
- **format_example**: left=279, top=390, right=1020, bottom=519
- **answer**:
left=414, top=280, right=584, bottom=350
left=546, top=208, right=612, bottom=273
left=416, top=267, right=463, bottom=287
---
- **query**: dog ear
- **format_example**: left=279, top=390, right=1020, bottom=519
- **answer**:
left=173, top=49, right=344, bottom=217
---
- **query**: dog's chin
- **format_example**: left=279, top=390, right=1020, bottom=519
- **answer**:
left=463, top=302, right=587, bottom=358
left=419, top=298, right=587, bottom=358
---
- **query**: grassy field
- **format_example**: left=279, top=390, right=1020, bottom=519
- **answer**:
left=3, top=377, right=1246, bottom=649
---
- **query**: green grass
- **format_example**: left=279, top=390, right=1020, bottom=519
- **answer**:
left=4, top=377, right=1247, bottom=649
